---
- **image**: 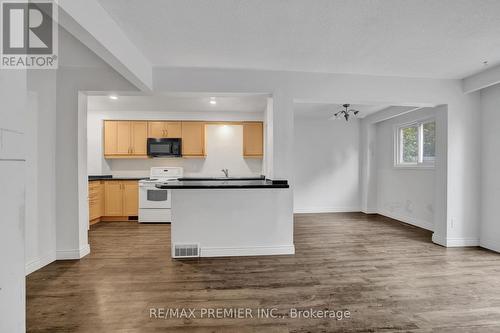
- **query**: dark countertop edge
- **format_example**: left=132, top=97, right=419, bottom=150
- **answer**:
left=156, top=184, right=289, bottom=189
left=178, top=175, right=266, bottom=181
left=88, top=175, right=148, bottom=181
left=155, top=179, right=289, bottom=189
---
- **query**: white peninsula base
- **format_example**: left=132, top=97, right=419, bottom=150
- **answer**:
left=171, top=188, right=294, bottom=257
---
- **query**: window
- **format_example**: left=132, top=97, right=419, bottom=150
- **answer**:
left=396, top=119, right=435, bottom=167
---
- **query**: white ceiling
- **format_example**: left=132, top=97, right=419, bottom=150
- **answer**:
left=97, top=0, right=500, bottom=79
left=87, top=93, right=267, bottom=112
left=294, top=103, right=390, bottom=119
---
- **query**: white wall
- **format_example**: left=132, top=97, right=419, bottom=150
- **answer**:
left=22, top=27, right=138, bottom=270
left=25, top=71, right=57, bottom=274
left=0, top=69, right=27, bottom=333
left=479, top=83, right=500, bottom=251
left=293, top=115, right=360, bottom=213
left=55, top=41, right=137, bottom=261
left=86, top=110, right=264, bottom=177
left=172, top=189, right=294, bottom=257
left=375, top=107, right=438, bottom=230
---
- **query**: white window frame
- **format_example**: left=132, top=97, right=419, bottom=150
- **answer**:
left=394, top=117, right=436, bottom=169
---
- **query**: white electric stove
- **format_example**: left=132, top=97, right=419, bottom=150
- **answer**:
left=138, top=167, right=183, bottom=223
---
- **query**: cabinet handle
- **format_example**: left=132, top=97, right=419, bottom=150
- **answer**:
left=165, top=129, right=168, bottom=137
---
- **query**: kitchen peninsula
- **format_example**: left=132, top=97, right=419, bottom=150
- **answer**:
left=156, top=179, right=294, bottom=258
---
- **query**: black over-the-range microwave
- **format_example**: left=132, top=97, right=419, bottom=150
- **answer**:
left=147, top=138, right=182, bottom=157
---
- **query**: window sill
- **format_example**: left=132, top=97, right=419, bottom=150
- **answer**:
left=393, top=164, right=435, bottom=170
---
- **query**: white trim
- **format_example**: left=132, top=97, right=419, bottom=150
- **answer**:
left=25, top=251, right=57, bottom=275
left=480, top=237, right=500, bottom=253
left=378, top=209, right=433, bottom=231
left=432, top=233, right=446, bottom=247
left=56, top=244, right=91, bottom=260
left=432, top=233, right=479, bottom=247
left=201, top=245, right=295, bottom=257
left=294, top=206, right=360, bottom=214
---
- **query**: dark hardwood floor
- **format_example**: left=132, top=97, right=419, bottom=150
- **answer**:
left=27, top=213, right=500, bottom=332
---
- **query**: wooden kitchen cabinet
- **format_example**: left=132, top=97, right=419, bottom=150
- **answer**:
left=148, top=121, right=182, bottom=138
left=104, top=181, right=123, bottom=216
left=104, top=180, right=139, bottom=217
left=122, top=181, right=139, bottom=216
left=131, top=122, right=148, bottom=155
left=243, top=122, right=264, bottom=158
left=103, top=119, right=264, bottom=159
left=181, top=122, right=206, bottom=157
left=104, top=120, right=148, bottom=158
left=88, top=180, right=104, bottom=224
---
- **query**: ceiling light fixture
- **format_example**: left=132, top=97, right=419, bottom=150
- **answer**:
left=109, top=95, right=118, bottom=100
left=333, top=104, right=360, bottom=121
left=209, top=97, right=217, bottom=105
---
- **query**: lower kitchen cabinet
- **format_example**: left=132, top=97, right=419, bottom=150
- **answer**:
left=89, top=180, right=138, bottom=224
left=104, top=181, right=123, bottom=216
left=104, top=180, right=139, bottom=217
left=88, top=180, right=104, bottom=224
left=122, top=181, right=139, bottom=216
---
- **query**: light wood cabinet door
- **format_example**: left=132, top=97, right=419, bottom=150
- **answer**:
left=166, top=122, right=182, bottom=138
left=104, top=121, right=118, bottom=155
left=97, top=182, right=104, bottom=217
left=122, top=181, right=139, bottom=216
left=181, top=122, right=205, bottom=156
left=104, top=181, right=123, bottom=216
left=116, top=121, right=132, bottom=154
left=131, top=121, right=148, bottom=155
left=243, top=122, right=264, bottom=157
left=148, top=121, right=182, bottom=138
left=89, top=181, right=105, bottom=222
left=148, top=121, right=166, bottom=138
left=89, top=181, right=98, bottom=220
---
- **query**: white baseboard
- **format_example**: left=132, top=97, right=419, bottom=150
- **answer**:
left=480, top=237, right=500, bottom=253
left=25, top=251, right=56, bottom=275
left=378, top=209, right=433, bottom=231
left=432, top=233, right=479, bottom=247
left=201, top=245, right=295, bottom=257
left=56, top=243, right=90, bottom=260
left=294, top=207, right=360, bottom=214
left=361, top=208, right=378, bottom=214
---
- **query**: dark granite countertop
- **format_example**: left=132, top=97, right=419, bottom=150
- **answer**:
left=88, top=175, right=148, bottom=181
left=178, top=175, right=265, bottom=181
left=155, top=179, right=289, bottom=189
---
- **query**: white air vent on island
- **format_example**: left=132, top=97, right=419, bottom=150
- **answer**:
left=173, top=244, right=199, bottom=258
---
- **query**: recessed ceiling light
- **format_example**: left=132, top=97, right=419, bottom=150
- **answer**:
left=109, top=95, right=118, bottom=100
left=209, top=98, right=216, bottom=105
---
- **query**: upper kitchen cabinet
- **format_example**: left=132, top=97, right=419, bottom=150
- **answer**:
left=181, top=122, right=206, bottom=157
left=104, top=120, right=148, bottom=158
left=243, top=122, right=264, bottom=158
left=148, top=121, right=182, bottom=138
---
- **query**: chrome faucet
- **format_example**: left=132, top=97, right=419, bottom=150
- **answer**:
left=221, top=168, right=229, bottom=178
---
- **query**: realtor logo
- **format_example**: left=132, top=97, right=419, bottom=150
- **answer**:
left=1, top=0, right=58, bottom=69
